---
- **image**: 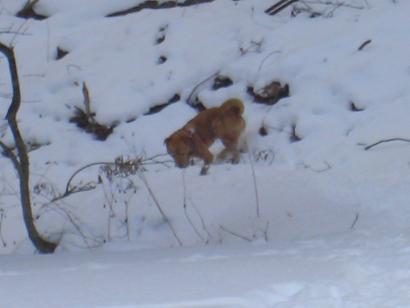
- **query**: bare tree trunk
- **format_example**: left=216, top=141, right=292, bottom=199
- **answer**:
left=0, top=42, right=57, bottom=253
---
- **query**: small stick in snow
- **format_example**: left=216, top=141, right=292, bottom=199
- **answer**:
left=350, top=212, right=359, bottom=230
left=357, top=39, right=372, bottom=51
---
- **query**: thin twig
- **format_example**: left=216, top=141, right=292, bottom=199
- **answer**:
left=364, top=138, right=410, bottom=151
left=0, top=141, right=19, bottom=169
left=59, top=206, right=93, bottom=249
left=64, top=161, right=111, bottom=195
left=52, top=154, right=172, bottom=203
left=257, top=50, right=282, bottom=75
left=248, top=147, right=260, bottom=219
left=220, top=225, right=252, bottom=242
left=124, top=200, right=131, bottom=241
left=300, top=0, right=365, bottom=9
left=263, top=221, right=270, bottom=241
left=189, top=197, right=213, bottom=241
left=139, top=172, right=183, bottom=246
left=350, top=212, right=359, bottom=230
left=186, top=71, right=219, bottom=106
left=182, top=171, right=206, bottom=242
left=9, top=20, right=29, bottom=47
left=0, top=209, right=7, bottom=247
left=100, top=177, right=115, bottom=242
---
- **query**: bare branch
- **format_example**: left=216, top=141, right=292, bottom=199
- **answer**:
left=50, top=154, right=171, bottom=203
left=0, top=42, right=57, bottom=253
left=63, top=162, right=111, bottom=196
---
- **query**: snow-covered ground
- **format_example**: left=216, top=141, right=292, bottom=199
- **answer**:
left=1, top=0, right=410, bottom=306
left=3, top=236, right=410, bottom=308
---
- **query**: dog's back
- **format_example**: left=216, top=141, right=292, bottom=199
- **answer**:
left=184, top=107, right=220, bottom=146
left=184, top=98, right=245, bottom=143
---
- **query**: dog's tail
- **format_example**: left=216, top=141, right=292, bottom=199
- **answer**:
left=220, top=98, right=244, bottom=116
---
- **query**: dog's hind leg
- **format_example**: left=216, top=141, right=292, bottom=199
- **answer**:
left=218, top=138, right=240, bottom=164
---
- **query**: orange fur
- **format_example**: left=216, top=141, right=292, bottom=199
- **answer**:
left=165, top=98, right=246, bottom=173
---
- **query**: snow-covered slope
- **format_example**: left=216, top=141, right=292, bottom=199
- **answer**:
left=1, top=0, right=410, bottom=306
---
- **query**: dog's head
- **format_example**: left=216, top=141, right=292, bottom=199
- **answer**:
left=219, top=98, right=244, bottom=117
left=164, top=129, right=193, bottom=168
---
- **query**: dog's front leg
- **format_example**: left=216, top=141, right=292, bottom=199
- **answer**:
left=193, top=139, right=214, bottom=175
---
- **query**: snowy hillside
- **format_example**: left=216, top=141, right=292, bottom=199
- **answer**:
left=1, top=0, right=410, bottom=306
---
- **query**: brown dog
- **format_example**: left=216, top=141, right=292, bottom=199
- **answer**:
left=165, top=98, right=245, bottom=174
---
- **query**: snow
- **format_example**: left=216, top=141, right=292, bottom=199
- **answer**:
left=3, top=237, right=410, bottom=307
left=1, top=0, right=410, bottom=306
